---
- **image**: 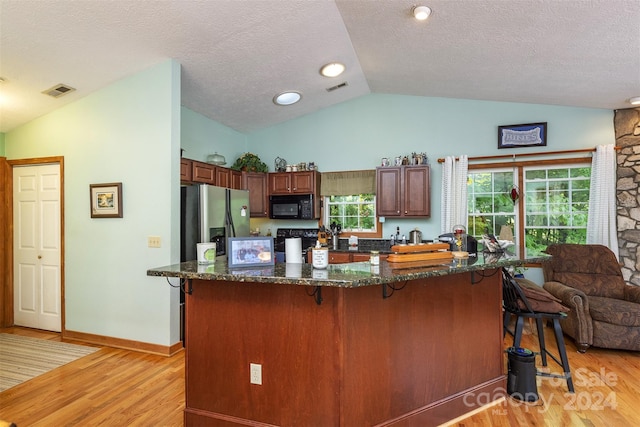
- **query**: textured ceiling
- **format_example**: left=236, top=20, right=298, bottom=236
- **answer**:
left=1, top=0, right=639, bottom=134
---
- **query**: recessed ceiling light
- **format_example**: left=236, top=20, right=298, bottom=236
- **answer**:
left=629, top=96, right=640, bottom=105
left=273, top=91, right=302, bottom=106
left=413, top=5, right=432, bottom=21
left=320, top=62, right=346, bottom=78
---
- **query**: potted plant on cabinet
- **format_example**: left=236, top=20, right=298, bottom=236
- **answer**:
left=231, top=152, right=268, bottom=172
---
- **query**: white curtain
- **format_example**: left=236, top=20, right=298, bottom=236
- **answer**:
left=587, top=144, right=619, bottom=259
left=441, top=155, right=469, bottom=234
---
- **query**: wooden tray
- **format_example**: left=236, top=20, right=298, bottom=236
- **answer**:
left=387, top=259, right=452, bottom=270
left=386, top=251, right=453, bottom=263
left=390, top=243, right=450, bottom=253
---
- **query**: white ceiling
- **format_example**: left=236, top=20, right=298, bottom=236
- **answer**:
left=1, top=0, right=639, bottom=135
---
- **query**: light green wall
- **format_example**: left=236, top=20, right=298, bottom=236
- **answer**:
left=181, top=107, right=247, bottom=163
left=246, top=93, right=615, bottom=242
left=0, top=132, right=5, bottom=155
left=5, top=60, right=181, bottom=347
left=3, top=66, right=617, bottom=344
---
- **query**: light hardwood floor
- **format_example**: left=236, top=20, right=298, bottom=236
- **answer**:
left=1, top=324, right=639, bottom=426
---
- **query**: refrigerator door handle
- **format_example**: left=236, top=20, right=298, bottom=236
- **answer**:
left=226, top=189, right=237, bottom=237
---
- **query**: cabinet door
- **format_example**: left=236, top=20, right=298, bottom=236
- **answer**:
left=215, top=167, right=231, bottom=188
left=328, top=252, right=351, bottom=264
left=180, top=159, right=193, bottom=183
left=269, top=173, right=292, bottom=194
left=192, top=161, right=215, bottom=184
left=243, top=172, right=268, bottom=217
left=403, top=166, right=430, bottom=217
left=231, top=170, right=243, bottom=190
left=291, top=171, right=314, bottom=193
left=376, top=167, right=402, bottom=216
left=351, top=253, right=371, bottom=262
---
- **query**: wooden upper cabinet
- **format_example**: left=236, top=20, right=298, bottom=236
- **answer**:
left=182, top=158, right=243, bottom=189
left=231, top=170, right=243, bottom=190
left=180, top=158, right=193, bottom=183
left=242, top=172, right=269, bottom=217
left=191, top=161, right=215, bottom=184
left=291, top=171, right=316, bottom=193
left=268, top=171, right=319, bottom=195
left=403, top=166, right=430, bottom=217
left=268, top=173, right=292, bottom=194
left=215, top=166, right=231, bottom=189
left=376, top=167, right=402, bottom=216
left=376, top=166, right=430, bottom=217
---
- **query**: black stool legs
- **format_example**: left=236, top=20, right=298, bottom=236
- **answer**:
left=505, top=312, right=574, bottom=393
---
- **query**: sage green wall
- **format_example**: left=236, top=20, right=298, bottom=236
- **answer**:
left=0, top=132, right=5, bottom=155
left=181, top=107, right=247, bottom=164
left=246, top=93, right=615, bottom=242
left=5, top=60, right=181, bottom=347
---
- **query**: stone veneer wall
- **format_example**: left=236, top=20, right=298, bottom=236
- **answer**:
left=615, top=107, right=640, bottom=285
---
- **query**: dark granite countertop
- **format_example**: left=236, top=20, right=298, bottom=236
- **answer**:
left=148, top=253, right=549, bottom=288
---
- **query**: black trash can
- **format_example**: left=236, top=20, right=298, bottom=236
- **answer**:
left=506, top=347, right=538, bottom=401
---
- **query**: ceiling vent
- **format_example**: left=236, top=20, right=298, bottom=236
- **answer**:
left=42, top=84, right=76, bottom=98
left=326, top=82, right=348, bottom=92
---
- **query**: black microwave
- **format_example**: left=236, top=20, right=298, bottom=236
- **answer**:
left=269, top=194, right=314, bottom=220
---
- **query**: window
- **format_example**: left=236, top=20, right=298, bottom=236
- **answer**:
left=468, top=169, right=517, bottom=255
left=324, top=194, right=377, bottom=233
left=467, top=162, right=591, bottom=257
left=523, top=166, right=590, bottom=257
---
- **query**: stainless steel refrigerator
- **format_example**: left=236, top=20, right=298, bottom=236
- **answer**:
left=180, top=184, right=251, bottom=262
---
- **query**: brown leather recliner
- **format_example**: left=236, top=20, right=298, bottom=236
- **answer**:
left=542, top=244, right=640, bottom=353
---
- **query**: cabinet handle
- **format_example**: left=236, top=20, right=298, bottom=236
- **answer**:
left=293, top=187, right=297, bottom=191
left=397, top=210, right=400, bottom=214
left=38, top=255, right=42, bottom=259
left=405, top=210, right=407, bottom=214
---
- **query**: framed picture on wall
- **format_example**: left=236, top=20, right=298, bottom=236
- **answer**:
left=90, top=182, right=123, bottom=218
left=498, top=122, right=547, bottom=149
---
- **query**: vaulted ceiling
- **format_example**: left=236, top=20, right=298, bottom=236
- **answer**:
left=1, top=0, right=638, bottom=134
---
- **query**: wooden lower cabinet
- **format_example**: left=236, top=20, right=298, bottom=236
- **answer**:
left=329, top=251, right=351, bottom=264
left=316, top=251, right=387, bottom=264
left=184, top=271, right=504, bottom=426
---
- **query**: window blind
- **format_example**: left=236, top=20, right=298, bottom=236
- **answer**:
left=320, top=170, right=376, bottom=196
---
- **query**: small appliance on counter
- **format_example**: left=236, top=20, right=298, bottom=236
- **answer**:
left=438, top=233, right=478, bottom=256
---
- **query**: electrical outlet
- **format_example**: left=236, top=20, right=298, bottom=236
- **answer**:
left=250, top=363, right=262, bottom=385
left=148, top=236, right=161, bottom=248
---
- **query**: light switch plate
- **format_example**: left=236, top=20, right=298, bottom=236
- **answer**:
left=148, top=236, right=161, bottom=248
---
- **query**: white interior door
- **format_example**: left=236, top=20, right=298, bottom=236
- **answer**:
left=13, top=163, right=62, bottom=332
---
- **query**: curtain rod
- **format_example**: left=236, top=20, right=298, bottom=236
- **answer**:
left=436, top=147, right=620, bottom=163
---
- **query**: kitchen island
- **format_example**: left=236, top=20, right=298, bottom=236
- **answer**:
left=148, top=254, right=545, bottom=427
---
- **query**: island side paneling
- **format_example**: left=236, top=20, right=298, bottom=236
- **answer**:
left=184, top=270, right=504, bottom=426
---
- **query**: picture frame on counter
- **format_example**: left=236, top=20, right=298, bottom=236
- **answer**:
left=89, top=182, right=123, bottom=218
left=498, top=122, right=547, bottom=149
left=228, top=236, right=275, bottom=268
